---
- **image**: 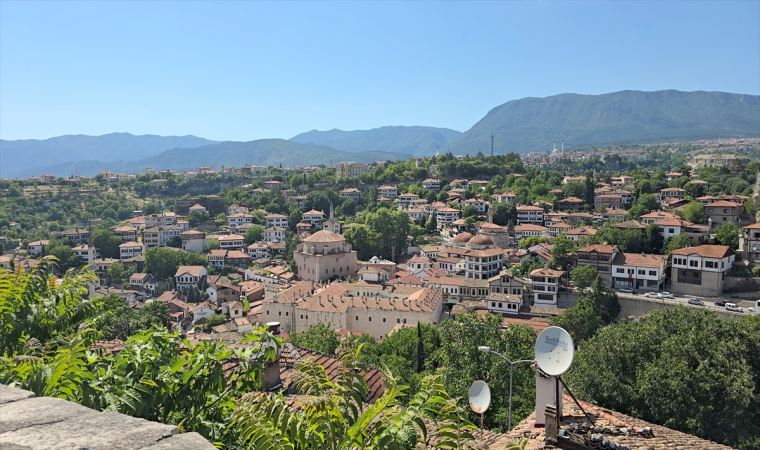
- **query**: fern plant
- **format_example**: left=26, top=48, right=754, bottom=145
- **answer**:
left=232, top=335, right=477, bottom=450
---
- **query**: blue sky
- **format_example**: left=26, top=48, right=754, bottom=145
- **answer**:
left=1, top=1, right=758, bottom=141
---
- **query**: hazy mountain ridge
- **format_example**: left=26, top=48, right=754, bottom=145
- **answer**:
left=447, top=90, right=760, bottom=154
left=6, top=90, right=760, bottom=178
left=290, top=126, right=462, bottom=156
left=0, top=132, right=218, bottom=178
left=12, top=139, right=411, bottom=178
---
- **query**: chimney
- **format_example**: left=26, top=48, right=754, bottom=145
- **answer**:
left=534, top=368, right=563, bottom=426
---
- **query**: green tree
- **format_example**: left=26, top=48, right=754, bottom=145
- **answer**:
left=714, top=223, right=740, bottom=250
left=682, top=201, right=706, bottom=224
left=205, top=238, right=220, bottom=251
left=107, top=261, right=129, bottom=285
left=343, top=224, right=383, bottom=261
left=570, top=265, right=598, bottom=291
left=205, top=313, right=227, bottom=328
left=627, top=193, right=660, bottom=221
left=665, top=234, right=693, bottom=254
left=492, top=202, right=518, bottom=226
left=92, top=228, right=124, bottom=260
left=585, top=276, right=620, bottom=324
left=243, top=225, right=264, bottom=246
left=438, top=312, right=537, bottom=431
left=43, top=240, right=79, bottom=271
left=0, top=263, right=103, bottom=355
left=583, top=171, right=595, bottom=207
left=143, top=202, right=160, bottom=215
left=549, top=298, right=602, bottom=343
left=744, top=197, right=758, bottom=218
left=644, top=222, right=664, bottom=252
left=461, top=205, right=478, bottom=218
left=365, top=208, right=410, bottom=261
left=286, top=322, right=340, bottom=355
left=566, top=307, right=760, bottom=449
left=187, top=210, right=209, bottom=228
left=550, top=236, right=575, bottom=270
left=144, top=247, right=184, bottom=279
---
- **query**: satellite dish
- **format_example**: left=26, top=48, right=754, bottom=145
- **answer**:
left=535, top=326, right=574, bottom=376
left=468, top=380, right=491, bottom=414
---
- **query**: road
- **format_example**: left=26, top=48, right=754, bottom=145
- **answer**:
left=616, top=292, right=755, bottom=316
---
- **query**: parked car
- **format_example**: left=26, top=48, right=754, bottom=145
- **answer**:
left=563, top=282, right=575, bottom=288
left=617, top=288, right=635, bottom=294
left=714, top=301, right=727, bottom=307
left=687, top=298, right=704, bottom=306
left=644, top=292, right=658, bottom=298
left=661, top=292, right=674, bottom=299
left=725, top=303, right=743, bottom=313
left=749, top=307, right=756, bottom=313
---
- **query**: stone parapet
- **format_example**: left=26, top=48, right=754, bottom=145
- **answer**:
left=0, top=384, right=215, bottom=450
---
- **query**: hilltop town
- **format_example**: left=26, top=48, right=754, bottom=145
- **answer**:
left=1, top=138, right=760, bottom=449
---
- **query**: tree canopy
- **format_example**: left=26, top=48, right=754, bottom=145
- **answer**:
left=567, top=307, right=760, bottom=449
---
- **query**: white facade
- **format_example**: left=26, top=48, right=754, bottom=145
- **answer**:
left=303, top=211, right=325, bottom=226
left=378, top=185, right=398, bottom=198
left=265, top=214, right=289, bottom=228
left=530, top=268, right=564, bottom=308
left=436, top=208, right=460, bottom=227
left=264, top=227, right=286, bottom=242
left=228, top=213, right=253, bottom=233
left=119, top=242, right=143, bottom=260
left=517, top=206, right=544, bottom=225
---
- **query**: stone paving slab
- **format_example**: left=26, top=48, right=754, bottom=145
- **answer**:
left=0, top=384, right=35, bottom=405
left=0, top=385, right=216, bottom=450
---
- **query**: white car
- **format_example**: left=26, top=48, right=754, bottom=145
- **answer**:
left=725, top=303, right=743, bottom=313
left=749, top=307, right=756, bottom=313
left=661, top=292, right=674, bottom=299
left=644, top=292, right=658, bottom=298
left=618, top=288, right=634, bottom=294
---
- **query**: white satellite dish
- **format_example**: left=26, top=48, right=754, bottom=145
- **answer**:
left=468, top=380, right=491, bottom=414
left=535, top=326, right=574, bottom=376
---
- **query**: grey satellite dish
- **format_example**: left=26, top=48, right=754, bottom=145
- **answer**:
left=535, top=326, right=575, bottom=376
left=468, top=380, right=491, bottom=414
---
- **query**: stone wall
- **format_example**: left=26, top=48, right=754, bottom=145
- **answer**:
left=0, top=384, right=215, bottom=449
left=723, top=276, right=760, bottom=293
left=617, top=296, right=735, bottom=320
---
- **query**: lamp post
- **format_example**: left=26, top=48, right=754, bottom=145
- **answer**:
left=478, top=345, right=533, bottom=431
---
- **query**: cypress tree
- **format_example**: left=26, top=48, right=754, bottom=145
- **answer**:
left=416, top=322, right=424, bottom=373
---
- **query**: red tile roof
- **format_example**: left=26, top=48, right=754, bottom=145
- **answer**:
left=670, top=245, right=734, bottom=259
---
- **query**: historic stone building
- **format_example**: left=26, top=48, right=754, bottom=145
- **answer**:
left=263, top=281, right=444, bottom=339
left=294, top=230, right=358, bottom=282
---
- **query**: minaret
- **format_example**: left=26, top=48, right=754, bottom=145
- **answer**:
left=489, top=206, right=493, bottom=224
left=329, top=201, right=334, bottom=221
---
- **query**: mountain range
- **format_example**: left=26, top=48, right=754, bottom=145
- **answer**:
left=447, top=90, right=760, bottom=154
left=2, top=90, right=759, bottom=177
left=0, top=133, right=217, bottom=178
left=7, top=140, right=410, bottom=178
left=290, top=126, right=461, bottom=156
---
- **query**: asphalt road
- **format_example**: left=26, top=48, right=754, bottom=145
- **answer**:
left=616, top=291, right=757, bottom=316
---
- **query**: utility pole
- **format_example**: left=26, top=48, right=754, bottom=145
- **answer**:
left=490, top=134, right=494, bottom=157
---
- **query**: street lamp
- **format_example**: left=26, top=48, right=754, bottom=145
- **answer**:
left=478, top=346, right=533, bottom=431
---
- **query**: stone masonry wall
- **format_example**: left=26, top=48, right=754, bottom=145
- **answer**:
left=0, top=384, right=215, bottom=450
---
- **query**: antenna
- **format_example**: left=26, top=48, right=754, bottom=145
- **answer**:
left=562, top=140, right=564, bottom=158
left=535, top=326, right=574, bottom=376
left=468, top=380, right=491, bottom=439
left=490, top=134, right=494, bottom=157
left=534, top=326, right=595, bottom=425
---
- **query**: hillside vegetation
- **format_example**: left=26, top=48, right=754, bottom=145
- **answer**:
left=448, top=90, right=760, bottom=154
